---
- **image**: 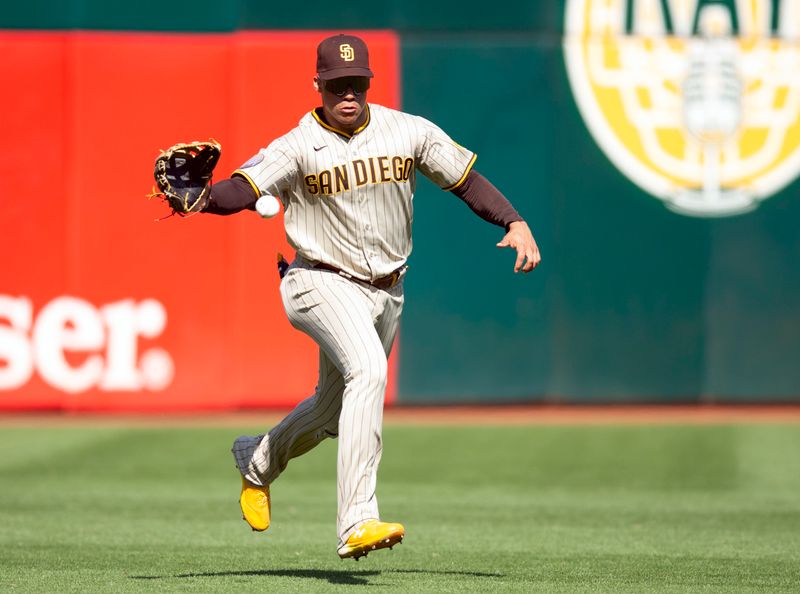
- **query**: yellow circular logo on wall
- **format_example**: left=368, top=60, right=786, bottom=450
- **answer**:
left=564, top=0, right=800, bottom=216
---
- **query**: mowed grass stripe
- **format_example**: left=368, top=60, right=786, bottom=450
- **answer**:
left=0, top=424, right=798, bottom=592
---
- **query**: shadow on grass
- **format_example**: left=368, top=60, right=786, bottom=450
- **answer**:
left=131, top=568, right=503, bottom=586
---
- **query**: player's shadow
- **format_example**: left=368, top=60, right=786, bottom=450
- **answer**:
left=131, top=568, right=503, bottom=586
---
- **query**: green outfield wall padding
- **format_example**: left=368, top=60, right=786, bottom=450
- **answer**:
left=0, top=0, right=239, bottom=31
left=0, top=0, right=562, bottom=32
left=398, top=36, right=800, bottom=404
left=397, top=40, right=556, bottom=403
left=242, top=2, right=561, bottom=32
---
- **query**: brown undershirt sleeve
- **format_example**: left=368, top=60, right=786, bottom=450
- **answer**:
left=205, top=175, right=260, bottom=215
left=450, top=169, right=524, bottom=231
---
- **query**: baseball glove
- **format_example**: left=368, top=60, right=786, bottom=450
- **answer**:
left=150, top=140, right=221, bottom=216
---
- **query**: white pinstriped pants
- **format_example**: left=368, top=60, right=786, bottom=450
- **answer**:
left=232, top=260, right=403, bottom=545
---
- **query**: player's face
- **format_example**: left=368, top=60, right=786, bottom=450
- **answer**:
left=317, top=76, right=370, bottom=133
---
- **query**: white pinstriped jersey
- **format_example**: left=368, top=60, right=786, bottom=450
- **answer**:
left=234, top=103, right=476, bottom=281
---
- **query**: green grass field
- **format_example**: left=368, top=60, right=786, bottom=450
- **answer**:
left=1, top=420, right=799, bottom=592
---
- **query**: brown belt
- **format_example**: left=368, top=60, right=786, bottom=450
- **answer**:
left=313, top=262, right=406, bottom=290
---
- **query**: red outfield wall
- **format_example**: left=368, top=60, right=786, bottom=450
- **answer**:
left=0, top=30, right=400, bottom=412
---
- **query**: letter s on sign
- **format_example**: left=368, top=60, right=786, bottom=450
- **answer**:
left=0, top=296, right=34, bottom=390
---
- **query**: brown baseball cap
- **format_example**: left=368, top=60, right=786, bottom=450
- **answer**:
left=316, top=34, right=373, bottom=80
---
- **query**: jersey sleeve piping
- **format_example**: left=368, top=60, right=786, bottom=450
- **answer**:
left=231, top=169, right=261, bottom=198
left=442, top=153, right=478, bottom=191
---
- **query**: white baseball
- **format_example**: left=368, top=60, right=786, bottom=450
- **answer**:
left=256, top=195, right=281, bottom=218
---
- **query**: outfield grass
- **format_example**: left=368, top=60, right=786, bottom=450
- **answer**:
left=0, top=421, right=799, bottom=592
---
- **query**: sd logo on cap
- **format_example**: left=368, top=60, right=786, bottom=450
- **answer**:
left=316, top=34, right=374, bottom=80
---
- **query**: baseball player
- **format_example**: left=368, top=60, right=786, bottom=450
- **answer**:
left=203, top=34, right=540, bottom=559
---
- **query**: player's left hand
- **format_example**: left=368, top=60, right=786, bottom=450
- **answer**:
left=150, top=140, right=221, bottom=216
left=497, top=221, right=541, bottom=273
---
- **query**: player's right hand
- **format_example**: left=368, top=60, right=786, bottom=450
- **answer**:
left=496, top=221, right=541, bottom=273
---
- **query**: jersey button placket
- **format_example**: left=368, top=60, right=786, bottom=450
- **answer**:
left=345, top=139, right=373, bottom=278
left=352, top=136, right=378, bottom=278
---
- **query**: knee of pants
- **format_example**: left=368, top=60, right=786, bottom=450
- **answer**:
left=310, top=395, right=341, bottom=436
left=319, top=417, right=339, bottom=439
left=345, top=356, right=388, bottom=396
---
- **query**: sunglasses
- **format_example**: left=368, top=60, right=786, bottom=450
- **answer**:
left=323, top=77, right=370, bottom=96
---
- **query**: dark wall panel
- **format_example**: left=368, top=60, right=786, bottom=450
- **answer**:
left=398, top=40, right=557, bottom=402
left=0, top=1, right=562, bottom=32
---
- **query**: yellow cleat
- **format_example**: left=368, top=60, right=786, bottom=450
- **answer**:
left=239, top=476, right=270, bottom=532
left=337, top=520, right=405, bottom=560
